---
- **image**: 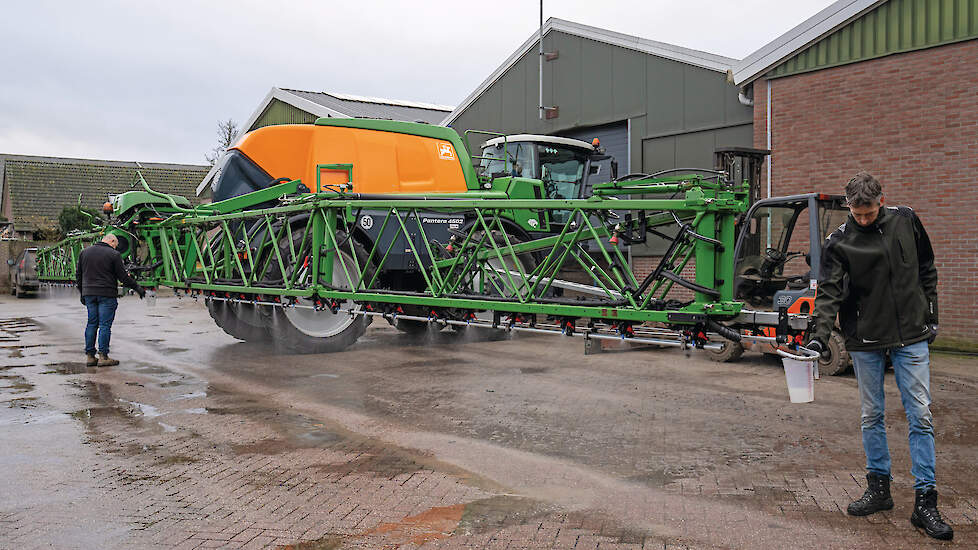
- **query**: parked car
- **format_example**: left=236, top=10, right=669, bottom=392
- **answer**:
left=7, top=247, right=39, bottom=297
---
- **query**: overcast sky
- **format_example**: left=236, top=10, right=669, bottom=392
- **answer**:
left=0, top=0, right=835, bottom=166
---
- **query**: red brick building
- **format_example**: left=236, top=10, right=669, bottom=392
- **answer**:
left=734, top=0, right=978, bottom=350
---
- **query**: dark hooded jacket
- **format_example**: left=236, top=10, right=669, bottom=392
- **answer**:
left=812, top=206, right=938, bottom=352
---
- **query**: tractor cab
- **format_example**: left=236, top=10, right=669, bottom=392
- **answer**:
left=732, top=193, right=849, bottom=313
left=477, top=135, right=610, bottom=196
left=476, top=134, right=614, bottom=225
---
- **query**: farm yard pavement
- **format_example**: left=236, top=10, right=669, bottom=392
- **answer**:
left=0, top=293, right=975, bottom=549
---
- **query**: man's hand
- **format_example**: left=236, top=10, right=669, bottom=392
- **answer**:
left=136, top=287, right=146, bottom=299
left=805, top=338, right=829, bottom=359
left=928, top=324, right=939, bottom=344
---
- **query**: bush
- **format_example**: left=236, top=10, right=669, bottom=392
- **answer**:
left=57, top=206, right=102, bottom=237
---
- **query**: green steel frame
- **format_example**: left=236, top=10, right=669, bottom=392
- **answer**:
left=38, top=170, right=749, bottom=336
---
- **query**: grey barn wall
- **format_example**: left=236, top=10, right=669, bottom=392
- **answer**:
left=449, top=31, right=753, bottom=174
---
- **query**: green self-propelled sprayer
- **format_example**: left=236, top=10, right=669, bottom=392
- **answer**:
left=36, top=118, right=818, bottom=361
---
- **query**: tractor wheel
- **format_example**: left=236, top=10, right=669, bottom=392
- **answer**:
left=207, top=301, right=271, bottom=342
left=706, top=340, right=745, bottom=362
left=269, top=233, right=371, bottom=354
left=819, top=329, right=850, bottom=376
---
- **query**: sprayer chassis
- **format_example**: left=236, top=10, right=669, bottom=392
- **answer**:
left=36, top=172, right=817, bottom=357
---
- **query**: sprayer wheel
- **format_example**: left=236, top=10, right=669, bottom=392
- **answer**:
left=207, top=301, right=272, bottom=342
left=268, top=233, right=372, bottom=354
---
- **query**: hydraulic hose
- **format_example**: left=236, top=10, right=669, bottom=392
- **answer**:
left=706, top=319, right=742, bottom=343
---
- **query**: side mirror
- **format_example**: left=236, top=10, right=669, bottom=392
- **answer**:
left=610, top=159, right=619, bottom=180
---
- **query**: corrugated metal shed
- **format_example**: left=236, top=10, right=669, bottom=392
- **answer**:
left=252, top=98, right=319, bottom=130
left=768, top=0, right=978, bottom=79
left=445, top=20, right=751, bottom=177
left=734, top=0, right=978, bottom=85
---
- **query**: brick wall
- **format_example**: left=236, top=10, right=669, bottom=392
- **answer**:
left=753, top=39, right=978, bottom=350
left=632, top=255, right=698, bottom=303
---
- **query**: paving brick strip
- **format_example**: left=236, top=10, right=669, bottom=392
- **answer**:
left=0, top=296, right=975, bottom=549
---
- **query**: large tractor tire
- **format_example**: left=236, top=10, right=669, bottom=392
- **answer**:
left=706, top=340, right=745, bottom=363
left=269, top=232, right=372, bottom=354
left=207, top=301, right=271, bottom=342
left=819, top=329, right=851, bottom=376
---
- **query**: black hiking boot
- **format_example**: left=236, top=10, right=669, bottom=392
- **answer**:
left=86, top=354, right=98, bottom=367
left=847, top=473, right=893, bottom=516
left=97, top=353, right=120, bottom=367
left=911, top=488, right=953, bottom=540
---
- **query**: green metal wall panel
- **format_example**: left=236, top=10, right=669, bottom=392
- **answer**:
left=449, top=30, right=752, bottom=175
left=769, top=0, right=978, bottom=78
left=250, top=98, right=318, bottom=131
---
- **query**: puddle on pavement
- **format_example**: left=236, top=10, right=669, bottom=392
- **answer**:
left=455, top=496, right=555, bottom=535
left=171, top=391, right=207, bottom=401
left=0, top=374, right=34, bottom=393
left=6, top=396, right=39, bottom=408
left=68, top=381, right=146, bottom=426
left=43, top=361, right=97, bottom=375
left=0, top=364, right=33, bottom=371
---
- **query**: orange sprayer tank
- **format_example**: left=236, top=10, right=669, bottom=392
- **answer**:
left=231, top=122, right=469, bottom=194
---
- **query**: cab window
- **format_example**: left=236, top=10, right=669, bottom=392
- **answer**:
left=538, top=145, right=587, bottom=200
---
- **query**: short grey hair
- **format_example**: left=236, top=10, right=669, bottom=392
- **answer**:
left=845, top=172, right=882, bottom=207
left=101, top=234, right=119, bottom=246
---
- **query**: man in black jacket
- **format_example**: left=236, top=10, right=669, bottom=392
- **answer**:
left=808, top=172, right=951, bottom=540
left=76, top=234, right=145, bottom=367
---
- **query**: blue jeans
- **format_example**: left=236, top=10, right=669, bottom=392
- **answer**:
left=84, top=296, right=118, bottom=355
left=850, top=340, right=936, bottom=490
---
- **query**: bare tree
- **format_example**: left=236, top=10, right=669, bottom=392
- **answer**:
left=205, top=119, right=239, bottom=165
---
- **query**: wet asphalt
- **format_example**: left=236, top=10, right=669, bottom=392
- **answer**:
left=1, top=291, right=976, bottom=549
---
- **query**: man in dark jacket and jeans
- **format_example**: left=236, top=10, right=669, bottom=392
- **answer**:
left=808, top=172, right=951, bottom=540
left=76, top=234, right=145, bottom=367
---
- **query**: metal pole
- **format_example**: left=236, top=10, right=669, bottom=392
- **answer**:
left=766, top=79, right=772, bottom=249
left=539, top=0, right=544, bottom=120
